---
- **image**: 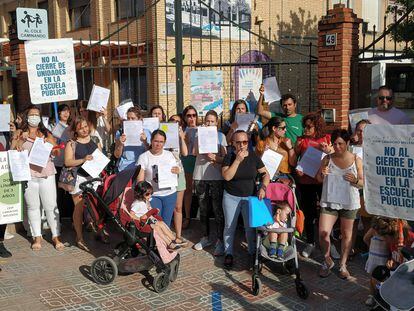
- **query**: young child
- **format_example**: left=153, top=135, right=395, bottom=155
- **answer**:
left=130, top=181, right=181, bottom=251
left=267, top=201, right=291, bottom=259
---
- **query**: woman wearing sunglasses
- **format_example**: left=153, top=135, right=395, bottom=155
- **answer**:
left=181, top=105, right=199, bottom=229
left=222, top=130, right=270, bottom=269
left=255, top=116, right=297, bottom=180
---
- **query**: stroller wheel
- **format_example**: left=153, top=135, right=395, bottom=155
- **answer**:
left=153, top=272, right=170, bottom=293
left=252, top=275, right=263, bottom=296
left=295, top=281, right=309, bottom=300
left=91, top=256, right=118, bottom=285
left=169, top=254, right=180, bottom=282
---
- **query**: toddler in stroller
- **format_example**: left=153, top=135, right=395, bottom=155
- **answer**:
left=81, top=166, right=180, bottom=293
left=267, top=201, right=290, bottom=259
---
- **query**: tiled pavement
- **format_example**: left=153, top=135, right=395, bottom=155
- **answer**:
left=0, top=221, right=371, bottom=310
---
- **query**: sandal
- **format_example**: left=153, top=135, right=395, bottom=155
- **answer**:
left=173, top=237, right=188, bottom=247
left=76, top=240, right=90, bottom=252
left=167, top=242, right=181, bottom=251
left=182, top=218, right=190, bottom=230
left=52, top=237, right=65, bottom=251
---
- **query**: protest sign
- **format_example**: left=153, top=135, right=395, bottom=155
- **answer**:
left=296, top=146, right=326, bottom=178
left=235, top=113, right=255, bottom=131
left=160, top=122, right=179, bottom=149
left=8, top=150, right=31, bottom=182
left=116, top=99, right=134, bottom=120
left=261, top=149, right=283, bottom=179
left=87, top=85, right=110, bottom=112
left=0, top=152, right=23, bottom=225
left=263, top=76, right=281, bottom=104
left=25, top=38, right=77, bottom=104
left=190, top=70, right=223, bottom=116
left=0, top=105, right=10, bottom=132
left=28, top=137, right=53, bottom=168
left=81, top=149, right=110, bottom=178
left=363, top=125, right=414, bottom=220
left=349, top=109, right=370, bottom=133
left=197, top=126, right=218, bottom=154
left=124, top=121, right=143, bottom=146
left=143, top=117, right=160, bottom=134
left=238, top=68, right=262, bottom=102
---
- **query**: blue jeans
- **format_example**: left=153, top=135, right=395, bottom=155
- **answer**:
left=151, top=192, right=177, bottom=227
left=222, top=190, right=256, bottom=256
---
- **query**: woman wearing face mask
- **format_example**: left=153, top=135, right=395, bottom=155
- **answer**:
left=64, top=117, right=101, bottom=251
left=137, top=130, right=180, bottom=227
left=11, top=105, right=64, bottom=251
left=316, top=129, right=363, bottom=279
left=181, top=105, right=198, bottom=229
left=295, top=112, right=333, bottom=259
left=52, top=104, right=74, bottom=219
left=222, top=130, right=270, bottom=269
left=114, top=107, right=149, bottom=172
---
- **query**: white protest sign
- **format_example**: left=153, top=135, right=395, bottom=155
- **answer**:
left=81, top=149, right=110, bottom=178
left=238, top=68, right=262, bottom=102
left=143, top=117, right=160, bottom=134
left=363, top=125, right=414, bottom=221
left=0, top=152, right=23, bottom=225
left=87, top=85, right=110, bottom=112
left=160, top=122, right=179, bottom=149
left=261, top=149, right=283, bottom=179
left=0, top=105, right=10, bottom=132
left=158, top=162, right=178, bottom=189
left=263, top=76, right=281, bottom=104
left=116, top=100, right=134, bottom=120
left=124, top=120, right=143, bottom=146
left=8, top=150, right=31, bottom=182
left=17, top=8, right=48, bottom=40
left=235, top=113, right=255, bottom=131
left=28, top=137, right=53, bottom=168
left=296, top=146, right=326, bottom=178
left=25, top=38, right=78, bottom=104
left=197, top=126, right=218, bottom=154
left=326, top=174, right=351, bottom=205
left=349, top=109, right=370, bottom=133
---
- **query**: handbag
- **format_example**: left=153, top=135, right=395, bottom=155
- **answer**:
left=58, top=140, right=78, bottom=192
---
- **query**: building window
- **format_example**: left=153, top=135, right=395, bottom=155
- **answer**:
left=76, top=69, right=93, bottom=100
left=118, top=68, right=147, bottom=110
left=69, top=0, right=91, bottom=30
left=115, top=0, right=145, bottom=20
left=362, top=0, right=381, bottom=31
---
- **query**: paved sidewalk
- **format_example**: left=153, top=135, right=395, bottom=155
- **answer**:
left=0, top=221, right=370, bottom=310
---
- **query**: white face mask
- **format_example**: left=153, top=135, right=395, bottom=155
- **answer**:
left=27, top=115, right=41, bottom=127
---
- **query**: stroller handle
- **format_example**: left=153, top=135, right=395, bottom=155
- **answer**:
left=79, top=178, right=102, bottom=191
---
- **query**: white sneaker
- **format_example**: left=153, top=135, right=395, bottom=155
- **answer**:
left=213, top=240, right=225, bottom=256
left=301, top=243, right=315, bottom=258
left=194, top=237, right=212, bottom=251
left=330, top=244, right=341, bottom=260
left=4, top=232, right=14, bottom=240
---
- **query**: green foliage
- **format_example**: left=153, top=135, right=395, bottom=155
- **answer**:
left=387, top=0, right=414, bottom=55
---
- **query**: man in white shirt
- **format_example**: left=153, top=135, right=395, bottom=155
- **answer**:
left=368, top=86, right=411, bottom=125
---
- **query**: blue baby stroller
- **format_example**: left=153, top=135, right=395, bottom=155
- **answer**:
left=249, top=182, right=308, bottom=299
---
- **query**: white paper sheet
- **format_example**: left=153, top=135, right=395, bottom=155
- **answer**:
left=263, top=76, right=281, bottom=104
left=81, top=149, right=110, bottom=178
left=143, top=117, right=160, bottom=134
left=158, top=163, right=178, bottom=189
left=197, top=126, right=218, bottom=154
left=0, top=105, right=10, bottom=132
left=87, top=85, right=110, bottom=112
left=326, top=174, right=351, bottom=205
left=8, top=150, right=31, bottom=181
left=28, top=137, right=53, bottom=168
left=296, top=146, right=326, bottom=178
left=42, top=116, right=49, bottom=128
left=116, top=100, right=134, bottom=120
left=159, top=122, right=179, bottom=149
left=123, top=120, right=143, bottom=146
left=349, top=110, right=369, bottom=132
left=235, top=113, right=255, bottom=131
left=261, top=149, right=284, bottom=179
left=350, top=145, right=363, bottom=160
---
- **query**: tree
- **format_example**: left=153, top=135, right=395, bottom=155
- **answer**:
left=387, top=0, right=414, bottom=55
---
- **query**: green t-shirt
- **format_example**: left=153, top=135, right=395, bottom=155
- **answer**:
left=270, top=112, right=303, bottom=143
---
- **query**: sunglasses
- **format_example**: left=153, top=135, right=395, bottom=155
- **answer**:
left=379, top=96, right=392, bottom=101
left=234, top=140, right=248, bottom=146
left=277, top=126, right=287, bottom=130
left=186, top=113, right=197, bottom=118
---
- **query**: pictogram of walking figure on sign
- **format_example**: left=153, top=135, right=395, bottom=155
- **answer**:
left=21, top=11, right=42, bottom=28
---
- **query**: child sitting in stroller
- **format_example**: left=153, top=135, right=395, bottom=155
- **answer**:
left=268, top=201, right=291, bottom=259
left=130, top=181, right=181, bottom=252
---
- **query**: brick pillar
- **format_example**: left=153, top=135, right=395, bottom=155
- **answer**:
left=318, top=4, right=362, bottom=129
left=9, top=24, right=31, bottom=112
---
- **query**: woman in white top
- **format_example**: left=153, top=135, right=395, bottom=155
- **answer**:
left=316, top=129, right=363, bottom=279
left=137, top=130, right=180, bottom=227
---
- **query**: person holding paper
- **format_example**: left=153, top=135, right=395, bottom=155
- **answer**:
left=10, top=105, right=64, bottom=252
left=223, top=100, right=251, bottom=144
left=137, top=130, right=180, bottom=227
left=294, top=112, right=333, bottom=258
left=316, top=129, right=363, bottom=279
left=255, top=116, right=297, bottom=178
left=114, top=107, right=149, bottom=172
left=52, top=104, right=74, bottom=220
left=78, top=100, right=111, bottom=153
left=64, top=117, right=101, bottom=252
left=222, top=130, right=270, bottom=269
left=181, top=105, right=199, bottom=229
left=193, top=110, right=227, bottom=255
left=256, top=85, right=303, bottom=144
left=368, top=86, right=411, bottom=125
